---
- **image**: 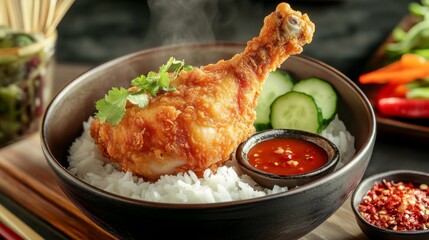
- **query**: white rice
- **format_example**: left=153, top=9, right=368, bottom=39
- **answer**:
left=320, top=114, right=356, bottom=164
left=67, top=115, right=355, bottom=204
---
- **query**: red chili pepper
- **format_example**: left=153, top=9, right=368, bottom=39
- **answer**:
left=376, top=83, right=408, bottom=100
left=358, top=180, right=429, bottom=231
left=377, top=97, right=429, bottom=118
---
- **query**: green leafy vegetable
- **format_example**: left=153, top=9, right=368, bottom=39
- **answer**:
left=127, top=93, right=149, bottom=108
left=94, top=57, right=192, bottom=125
left=386, top=0, right=429, bottom=61
left=94, top=87, right=129, bottom=125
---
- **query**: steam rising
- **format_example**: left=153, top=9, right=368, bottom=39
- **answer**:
left=147, top=0, right=219, bottom=45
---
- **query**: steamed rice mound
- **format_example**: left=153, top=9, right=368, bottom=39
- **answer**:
left=67, top=115, right=355, bottom=204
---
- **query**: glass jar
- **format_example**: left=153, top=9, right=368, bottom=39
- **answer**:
left=0, top=28, right=56, bottom=147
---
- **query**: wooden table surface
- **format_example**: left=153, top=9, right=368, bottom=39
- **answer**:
left=0, top=64, right=369, bottom=240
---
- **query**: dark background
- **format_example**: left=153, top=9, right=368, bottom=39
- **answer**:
left=55, top=0, right=416, bottom=82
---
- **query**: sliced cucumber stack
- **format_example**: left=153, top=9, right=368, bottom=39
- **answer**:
left=292, top=78, right=337, bottom=127
left=254, top=70, right=294, bottom=131
left=253, top=70, right=338, bottom=134
left=270, top=91, right=323, bottom=133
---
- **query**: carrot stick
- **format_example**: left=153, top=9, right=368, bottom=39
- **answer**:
left=372, top=60, right=404, bottom=73
left=400, top=53, right=427, bottom=67
left=360, top=66, right=429, bottom=84
left=359, top=54, right=429, bottom=84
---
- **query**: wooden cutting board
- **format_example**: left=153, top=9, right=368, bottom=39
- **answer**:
left=0, top=134, right=116, bottom=240
left=0, top=64, right=115, bottom=240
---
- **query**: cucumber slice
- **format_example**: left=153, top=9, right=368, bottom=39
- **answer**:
left=270, top=91, right=323, bottom=133
left=292, top=78, right=337, bottom=126
left=254, top=70, right=293, bottom=131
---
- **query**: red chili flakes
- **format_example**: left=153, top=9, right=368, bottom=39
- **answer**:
left=358, top=179, right=429, bottom=231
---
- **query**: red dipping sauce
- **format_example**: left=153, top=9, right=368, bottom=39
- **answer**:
left=247, top=138, right=328, bottom=176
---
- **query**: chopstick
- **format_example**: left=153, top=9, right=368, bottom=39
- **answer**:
left=2, top=0, right=74, bottom=34
left=0, top=220, right=24, bottom=240
left=0, top=204, right=44, bottom=240
left=0, top=219, right=23, bottom=240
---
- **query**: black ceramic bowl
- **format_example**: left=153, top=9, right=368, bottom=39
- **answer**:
left=41, top=43, right=376, bottom=240
left=235, top=129, right=340, bottom=189
left=351, top=170, right=429, bottom=240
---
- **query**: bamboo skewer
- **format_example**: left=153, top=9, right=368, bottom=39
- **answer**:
left=46, top=0, right=75, bottom=35
left=0, top=1, right=8, bottom=27
left=1, top=0, right=74, bottom=35
left=32, top=0, right=41, bottom=33
left=44, top=0, right=56, bottom=34
left=4, top=0, right=18, bottom=30
left=21, top=0, right=31, bottom=33
left=38, top=0, right=49, bottom=33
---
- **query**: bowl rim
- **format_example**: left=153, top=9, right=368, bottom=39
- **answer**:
left=41, top=41, right=377, bottom=208
left=235, top=128, right=340, bottom=180
left=351, top=169, right=429, bottom=235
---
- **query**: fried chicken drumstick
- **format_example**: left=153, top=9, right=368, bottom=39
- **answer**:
left=90, top=3, right=315, bottom=180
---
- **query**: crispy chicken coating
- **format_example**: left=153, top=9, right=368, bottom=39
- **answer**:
left=90, top=3, right=315, bottom=180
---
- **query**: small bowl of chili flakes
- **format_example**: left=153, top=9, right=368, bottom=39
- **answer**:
left=234, top=129, right=340, bottom=189
left=351, top=170, right=429, bottom=240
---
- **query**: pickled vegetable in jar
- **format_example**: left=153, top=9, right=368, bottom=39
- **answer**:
left=0, top=27, right=56, bottom=147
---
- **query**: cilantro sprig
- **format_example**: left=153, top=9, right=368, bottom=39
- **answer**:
left=94, top=57, right=192, bottom=125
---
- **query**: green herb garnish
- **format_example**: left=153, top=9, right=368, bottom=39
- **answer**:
left=94, top=57, right=192, bottom=125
